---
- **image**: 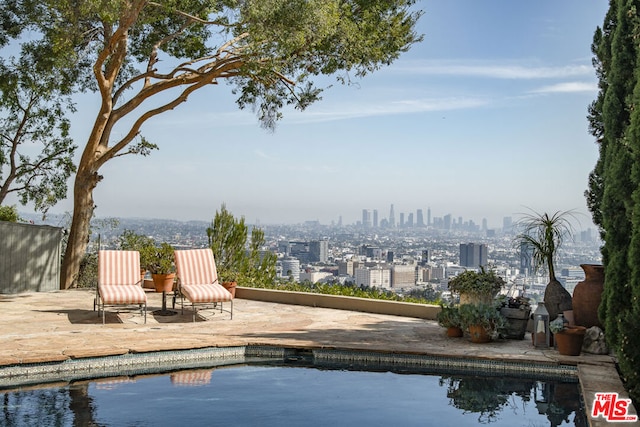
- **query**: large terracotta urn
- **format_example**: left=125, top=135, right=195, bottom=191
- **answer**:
left=572, top=264, right=604, bottom=329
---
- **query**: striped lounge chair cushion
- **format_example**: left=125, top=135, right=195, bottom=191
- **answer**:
left=181, top=283, right=232, bottom=304
left=100, top=284, right=147, bottom=305
left=98, top=250, right=147, bottom=305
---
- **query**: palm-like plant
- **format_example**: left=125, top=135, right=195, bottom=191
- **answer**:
left=515, top=210, right=576, bottom=282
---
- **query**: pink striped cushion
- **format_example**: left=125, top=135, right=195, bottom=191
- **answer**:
left=181, top=283, right=232, bottom=303
left=100, top=284, right=147, bottom=305
left=174, top=249, right=218, bottom=285
left=98, top=250, right=141, bottom=286
left=98, top=250, right=146, bottom=305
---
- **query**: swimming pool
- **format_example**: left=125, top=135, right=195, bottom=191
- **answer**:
left=0, top=347, right=587, bottom=426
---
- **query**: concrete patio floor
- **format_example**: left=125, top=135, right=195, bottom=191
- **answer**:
left=0, top=288, right=637, bottom=426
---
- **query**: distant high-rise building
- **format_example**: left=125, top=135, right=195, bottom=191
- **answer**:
left=427, top=207, right=431, bottom=226
left=444, top=214, right=452, bottom=231
left=389, top=204, right=396, bottom=228
left=399, top=213, right=405, bottom=227
left=416, top=209, right=424, bottom=227
left=362, top=209, right=371, bottom=228
left=459, top=243, right=488, bottom=268
left=503, top=216, right=513, bottom=233
left=373, top=209, right=379, bottom=228
left=407, top=212, right=414, bottom=227
left=482, top=218, right=487, bottom=231
left=355, top=266, right=391, bottom=289
left=421, top=249, right=431, bottom=265
left=391, top=265, right=416, bottom=288
left=520, top=242, right=532, bottom=275
left=309, top=240, right=328, bottom=263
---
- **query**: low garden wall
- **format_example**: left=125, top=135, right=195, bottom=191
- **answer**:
left=235, top=287, right=440, bottom=320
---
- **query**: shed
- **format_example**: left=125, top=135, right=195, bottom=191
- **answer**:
left=0, top=221, right=63, bottom=293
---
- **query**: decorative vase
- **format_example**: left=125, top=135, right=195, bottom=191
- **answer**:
left=572, top=264, right=604, bottom=329
left=221, top=281, right=237, bottom=298
left=152, top=273, right=175, bottom=293
left=468, top=325, right=491, bottom=343
left=554, top=326, right=586, bottom=356
left=543, top=279, right=573, bottom=321
left=447, top=326, right=463, bottom=337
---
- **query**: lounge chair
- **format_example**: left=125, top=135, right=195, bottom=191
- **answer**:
left=95, top=250, right=147, bottom=324
left=173, top=248, right=233, bottom=321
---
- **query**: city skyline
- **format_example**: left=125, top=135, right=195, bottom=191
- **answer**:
left=4, top=1, right=608, bottom=230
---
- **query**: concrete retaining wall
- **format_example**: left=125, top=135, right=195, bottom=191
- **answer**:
left=235, top=287, right=439, bottom=320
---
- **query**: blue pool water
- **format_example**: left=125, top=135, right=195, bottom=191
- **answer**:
left=1, top=364, right=586, bottom=426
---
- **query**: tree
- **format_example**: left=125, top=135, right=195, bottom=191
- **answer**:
left=0, top=204, right=20, bottom=222
left=2, top=0, right=422, bottom=289
left=207, top=203, right=276, bottom=286
left=0, top=40, right=77, bottom=214
left=587, top=0, right=640, bottom=403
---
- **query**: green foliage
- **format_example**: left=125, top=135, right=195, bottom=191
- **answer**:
left=458, top=303, right=507, bottom=339
left=118, top=229, right=155, bottom=270
left=588, top=0, right=640, bottom=403
left=144, top=242, right=175, bottom=275
left=0, top=33, right=77, bottom=214
left=208, top=204, right=276, bottom=286
left=242, top=280, right=439, bottom=305
left=0, top=205, right=20, bottom=222
left=117, top=229, right=173, bottom=274
left=514, top=210, right=576, bottom=281
left=76, top=252, right=98, bottom=289
left=437, top=304, right=462, bottom=329
left=447, top=267, right=505, bottom=298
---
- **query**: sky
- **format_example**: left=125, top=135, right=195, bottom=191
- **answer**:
left=7, top=1, right=610, bottom=230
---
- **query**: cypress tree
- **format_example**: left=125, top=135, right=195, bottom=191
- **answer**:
left=589, top=0, right=640, bottom=402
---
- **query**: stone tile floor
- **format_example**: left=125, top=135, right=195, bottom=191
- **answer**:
left=0, top=288, right=636, bottom=426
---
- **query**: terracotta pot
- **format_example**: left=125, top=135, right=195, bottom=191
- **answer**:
left=555, top=326, right=586, bottom=356
left=572, top=264, right=604, bottom=329
left=152, top=273, right=175, bottom=293
left=447, top=326, right=463, bottom=337
left=468, top=325, right=491, bottom=343
left=221, top=281, right=237, bottom=298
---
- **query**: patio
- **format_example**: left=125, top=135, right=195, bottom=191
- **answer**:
left=0, top=288, right=635, bottom=427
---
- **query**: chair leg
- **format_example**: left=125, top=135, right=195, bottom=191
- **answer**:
left=192, top=303, right=196, bottom=322
left=230, top=299, right=233, bottom=320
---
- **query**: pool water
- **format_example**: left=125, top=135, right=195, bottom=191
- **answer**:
left=1, top=364, right=586, bottom=426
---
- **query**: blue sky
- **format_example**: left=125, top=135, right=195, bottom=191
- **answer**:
left=10, top=1, right=609, bottom=229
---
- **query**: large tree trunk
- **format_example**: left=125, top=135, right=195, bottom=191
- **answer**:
left=60, top=162, right=101, bottom=289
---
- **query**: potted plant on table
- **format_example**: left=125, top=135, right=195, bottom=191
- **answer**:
left=142, top=242, right=176, bottom=293
left=437, top=304, right=463, bottom=337
left=448, top=266, right=505, bottom=305
left=514, top=210, right=576, bottom=320
left=459, top=303, right=507, bottom=343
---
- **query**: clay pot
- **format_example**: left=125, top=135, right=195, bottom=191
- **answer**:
left=152, top=273, right=175, bottom=293
left=572, top=264, right=604, bottom=329
left=447, top=326, right=464, bottom=337
left=468, top=325, right=491, bottom=343
left=221, top=281, right=237, bottom=298
left=555, top=326, right=586, bottom=356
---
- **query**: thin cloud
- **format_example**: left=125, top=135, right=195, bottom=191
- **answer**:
left=393, top=60, right=592, bottom=80
left=529, top=81, right=598, bottom=94
left=287, top=97, right=490, bottom=124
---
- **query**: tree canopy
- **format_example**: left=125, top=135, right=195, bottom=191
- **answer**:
left=0, top=0, right=422, bottom=288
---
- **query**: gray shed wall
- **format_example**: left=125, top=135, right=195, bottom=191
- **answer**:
left=0, top=221, right=63, bottom=294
